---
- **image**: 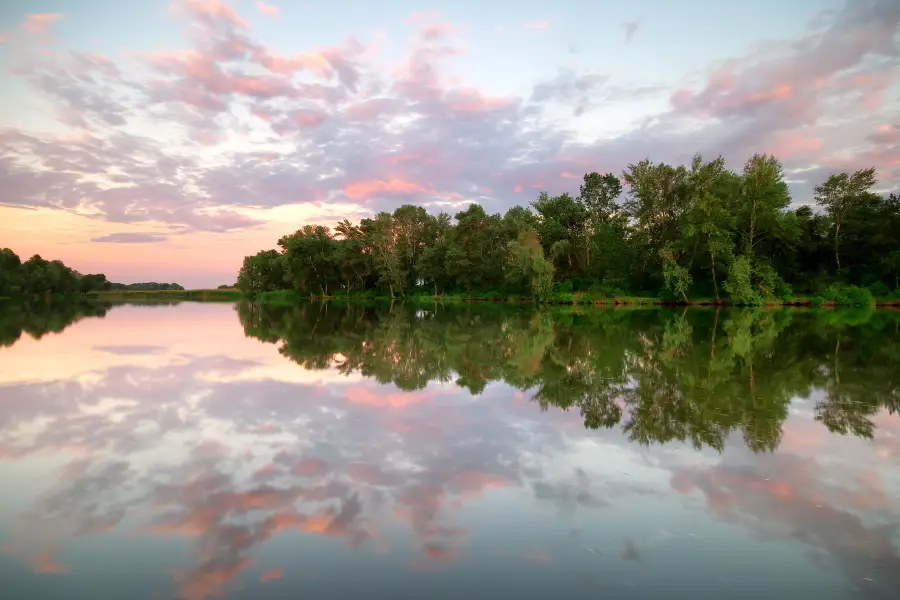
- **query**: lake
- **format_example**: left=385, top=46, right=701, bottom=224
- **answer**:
left=1, top=301, right=898, bottom=599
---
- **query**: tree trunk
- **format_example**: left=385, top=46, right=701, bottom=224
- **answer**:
left=389, top=284, right=394, bottom=299
left=834, top=222, right=841, bottom=271
left=710, top=251, right=720, bottom=303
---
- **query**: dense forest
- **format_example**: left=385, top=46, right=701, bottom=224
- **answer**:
left=236, top=155, right=900, bottom=305
left=0, top=248, right=183, bottom=299
left=238, top=302, right=900, bottom=452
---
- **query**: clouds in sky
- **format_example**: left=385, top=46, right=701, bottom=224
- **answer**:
left=0, top=0, right=898, bottom=284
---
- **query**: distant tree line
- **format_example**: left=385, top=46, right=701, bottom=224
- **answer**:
left=236, top=154, right=900, bottom=305
left=107, top=282, right=185, bottom=291
left=0, top=248, right=184, bottom=300
left=0, top=248, right=111, bottom=298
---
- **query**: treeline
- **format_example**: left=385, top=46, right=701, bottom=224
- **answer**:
left=0, top=248, right=111, bottom=298
left=0, top=248, right=186, bottom=300
left=236, top=155, right=900, bottom=305
left=238, top=302, right=900, bottom=452
left=107, top=282, right=185, bottom=291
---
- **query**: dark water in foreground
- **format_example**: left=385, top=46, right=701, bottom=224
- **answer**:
left=1, top=302, right=899, bottom=599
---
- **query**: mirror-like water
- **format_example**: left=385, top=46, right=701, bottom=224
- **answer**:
left=1, top=301, right=898, bottom=599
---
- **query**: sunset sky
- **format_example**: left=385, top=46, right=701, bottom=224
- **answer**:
left=1, top=0, right=898, bottom=288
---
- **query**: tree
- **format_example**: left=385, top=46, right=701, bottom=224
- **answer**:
left=578, top=172, right=623, bottom=271
left=236, top=250, right=284, bottom=296
left=362, top=213, right=405, bottom=298
left=683, top=155, right=734, bottom=303
left=279, top=225, right=339, bottom=296
left=532, top=191, right=587, bottom=281
left=506, top=229, right=555, bottom=301
left=814, top=167, right=878, bottom=272
left=416, top=212, right=455, bottom=295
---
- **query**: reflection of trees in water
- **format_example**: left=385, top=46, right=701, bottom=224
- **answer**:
left=0, top=300, right=112, bottom=347
left=238, top=302, right=900, bottom=453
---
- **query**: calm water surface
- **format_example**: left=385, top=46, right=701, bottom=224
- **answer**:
left=1, top=301, right=899, bottom=599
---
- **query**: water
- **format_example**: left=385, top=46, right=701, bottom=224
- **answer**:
left=1, top=301, right=898, bottom=599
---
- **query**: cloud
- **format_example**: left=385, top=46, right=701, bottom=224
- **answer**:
left=20, top=13, right=63, bottom=35
left=93, top=345, right=169, bottom=355
left=255, top=1, right=279, bottom=16
left=622, top=20, right=640, bottom=43
left=1, top=0, right=898, bottom=238
left=523, top=21, right=550, bottom=31
left=260, top=567, right=283, bottom=583
left=89, top=233, right=170, bottom=243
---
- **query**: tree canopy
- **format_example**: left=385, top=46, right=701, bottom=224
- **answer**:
left=0, top=249, right=111, bottom=299
left=236, top=156, right=900, bottom=305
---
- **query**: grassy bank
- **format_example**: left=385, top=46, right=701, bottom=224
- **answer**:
left=254, top=288, right=900, bottom=308
left=88, top=288, right=242, bottom=302
left=84, top=285, right=900, bottom=308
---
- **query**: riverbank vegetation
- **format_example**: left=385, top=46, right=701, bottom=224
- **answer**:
left=236, top=155, right=899, bottom=306
left=87, top=288, right=242, bottom=302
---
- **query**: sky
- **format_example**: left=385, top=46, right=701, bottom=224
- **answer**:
left=0, top=0, right=898, bottom=288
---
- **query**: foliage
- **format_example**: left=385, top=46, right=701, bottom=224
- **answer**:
left=235, top=162, right=900, bottom=305
left=0, top=248, right=111, bottom=300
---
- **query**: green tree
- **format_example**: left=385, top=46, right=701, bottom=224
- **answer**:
left=814, top=167, right=878, bottom=272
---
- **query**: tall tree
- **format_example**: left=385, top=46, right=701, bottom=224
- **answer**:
left=814, top=167, right=878, bottom=272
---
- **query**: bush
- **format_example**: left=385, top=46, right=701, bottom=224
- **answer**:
left=869, top=281, right=890, bottom=298
left=554, top=280, right=573, bottom=293
left=834, top=285, right=873, bottom=307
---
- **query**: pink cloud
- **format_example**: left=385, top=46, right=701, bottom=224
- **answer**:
left=257, top=52, right=332, bottom=77
left=31, top=553, right=71, bottom=574
left=255, top=1, right=279, bottom=16
left=176, top=557, right=253, bottom=600
left=764, top=130, right=823, bottom=159
left=344, top=178, right=428, bottom=200
left=345, top=385, right=435, bottom=408
left=870, top=123, right=900, bottom=145
left=260, top=567, right=284, bottom=583
left=20, top=13, right=63, bottom=34
left=174, top=0, right=248, bottom=28
left=420, top=23, right=456, bottom=41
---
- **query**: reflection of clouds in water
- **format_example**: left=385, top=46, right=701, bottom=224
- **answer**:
left=0, top=305, right=898, bottom=599
left=667, top=448, right=900, bottom=597
left=0, top=350, right=610, bottom=597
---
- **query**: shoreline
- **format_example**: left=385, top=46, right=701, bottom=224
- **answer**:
left=79, top=289, right=900, bottom=308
